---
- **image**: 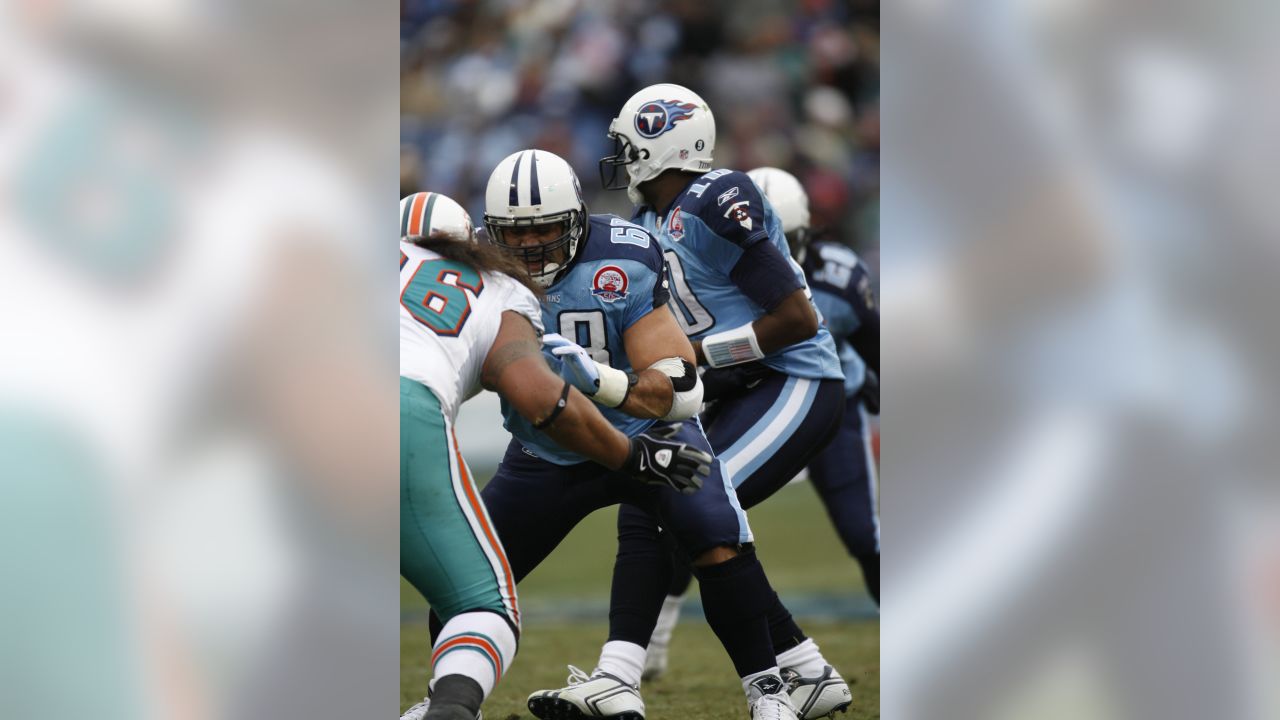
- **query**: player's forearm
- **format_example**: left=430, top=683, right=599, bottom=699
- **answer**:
left=538, top=393, right=631, bottom=470
left=492, top=351, right=630, bottom=468
left=695, top=290, right=818, bottom=367
left=616, top=369, right=674, bottom=419
left=755, top=289, right=819, bottom=353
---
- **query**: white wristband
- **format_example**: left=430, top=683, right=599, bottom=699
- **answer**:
left=701, top=323, right=765, bottom=368
left=593, top=362, right=633, bottom=407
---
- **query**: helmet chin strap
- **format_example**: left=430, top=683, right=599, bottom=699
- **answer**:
left=626, top=147, right=683, bottom=206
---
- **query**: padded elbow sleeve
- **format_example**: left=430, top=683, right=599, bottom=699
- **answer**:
left=649, top=357, right=704, bottom=420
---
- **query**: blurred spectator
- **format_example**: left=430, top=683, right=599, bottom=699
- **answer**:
left=401, top=0, right=879, bottom=271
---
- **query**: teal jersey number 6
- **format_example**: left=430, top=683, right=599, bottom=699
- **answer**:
left=400, top=258, right=485, bottom=336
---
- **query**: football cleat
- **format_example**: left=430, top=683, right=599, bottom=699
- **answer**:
left=399, top=696, right=482, bottom=720
left=400, top=698, right=429, bottom=720
left=527, top=665, right=645, bottom=720
left=782, top=665, right=852, bottom=719
left=640, top=642, right=668, bottom=682
left=747, top=674, right=800, bottom=720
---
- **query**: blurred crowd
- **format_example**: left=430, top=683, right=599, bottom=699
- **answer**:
left=401, top=0, right=880, bottom=267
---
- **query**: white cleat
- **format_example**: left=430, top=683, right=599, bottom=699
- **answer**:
left=640, top=642, right=668, bottom=682
left=747, top=675, right=800, bottom=719
left=782, top=665, right=852, bottom=719
left=527, top=665, right=645, bottom=720
left=400, top=696, right=482, bottom=720
left=401, top=698, right=430, bottom=720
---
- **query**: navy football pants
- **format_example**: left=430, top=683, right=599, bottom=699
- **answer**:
left=613, top=373, right=847, bottom=652
left=478, top=418, right=750, bottom=584
left=807, top=394, right=881, bottom=602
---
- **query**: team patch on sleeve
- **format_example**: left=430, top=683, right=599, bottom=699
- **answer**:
left=723, top=200, right=753, bottom=231
left=591, top=265, right=629, bottom=302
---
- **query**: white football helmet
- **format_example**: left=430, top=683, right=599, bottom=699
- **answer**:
left=601, top=83, right=716, bottom=205
left=747, top=167, right=812, bottom=261
left=483, top=149, right=588, bottom=289
left=400, top=191, right=475, bottom=243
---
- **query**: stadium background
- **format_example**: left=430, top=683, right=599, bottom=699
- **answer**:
left=400, top=2, right=880, bottom=717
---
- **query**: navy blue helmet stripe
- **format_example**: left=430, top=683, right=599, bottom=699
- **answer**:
left=509, top=152, right=523, bottom=205
left=529, top=150, right=542, bottom=205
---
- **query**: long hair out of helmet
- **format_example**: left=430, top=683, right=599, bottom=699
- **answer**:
left=483, top=149, right=589, bottom=289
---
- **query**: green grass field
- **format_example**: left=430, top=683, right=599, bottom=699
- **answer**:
left=402, top=480, right=880, bottom=719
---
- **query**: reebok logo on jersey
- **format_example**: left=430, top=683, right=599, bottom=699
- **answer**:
left=724, top=200, right=753, bottom=231
left=591, top=265, right=629, bottom=303
left=716, top=186, right=740, bottom=206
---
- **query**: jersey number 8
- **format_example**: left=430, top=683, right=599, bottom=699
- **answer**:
left=401, top=259, right=485, bottom=336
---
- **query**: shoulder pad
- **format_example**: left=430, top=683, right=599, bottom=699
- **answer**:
left=675, top=170, right=770, bottom=247
left=578, top=213, right=664, bottom=272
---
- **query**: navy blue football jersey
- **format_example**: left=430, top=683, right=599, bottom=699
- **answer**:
left=803, top=241, right=878, bottom=396
left=500, top=213, right=671, bottom=465
left=633, top=169, right=842, bottom=379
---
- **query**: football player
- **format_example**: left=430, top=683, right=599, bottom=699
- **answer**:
left=532, top=84, right=856, bottom=720
left=748, top=166, right=880, bottom=604
left=399, top=191, right=713, bottom=720
left=424, top=149, right=809, bottom=720
left=635, top=167, right=885, bottom=699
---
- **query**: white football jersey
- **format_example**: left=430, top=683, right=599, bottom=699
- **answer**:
left=400, top=240, right=544, bottom=420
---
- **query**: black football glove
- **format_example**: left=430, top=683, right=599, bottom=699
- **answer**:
left=859, top=368, right=880, bottom=415
left=700, top=362, right=775, bottom=403
left=622, top=423, right=712, bottom=495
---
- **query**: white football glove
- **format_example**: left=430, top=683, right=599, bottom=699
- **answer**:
left=541, top=332, right=602, bottom=395
left=540, top=332, right=634, bottom=407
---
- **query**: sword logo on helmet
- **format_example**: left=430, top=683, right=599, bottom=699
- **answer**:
left=634, top=100, right=698, bottom=139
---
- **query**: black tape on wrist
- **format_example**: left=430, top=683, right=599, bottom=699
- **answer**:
left=533, top=381, right=572, bottom=430
left=619, top=372, right=639, bottom=407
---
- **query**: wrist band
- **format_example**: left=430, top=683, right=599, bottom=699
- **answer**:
left=701, top=323, right=765, bottom=368
left=533, top=381, right=572, bottom=429
left=594, top=363, right=636, bottom=407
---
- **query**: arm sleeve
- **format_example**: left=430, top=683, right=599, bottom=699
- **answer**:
left=728, top=240, right=803, bottom=312
left=848, top=264, right=879, bottom=374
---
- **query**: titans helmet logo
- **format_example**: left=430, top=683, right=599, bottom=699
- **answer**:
left=634, top=100, right=698, bottom=139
